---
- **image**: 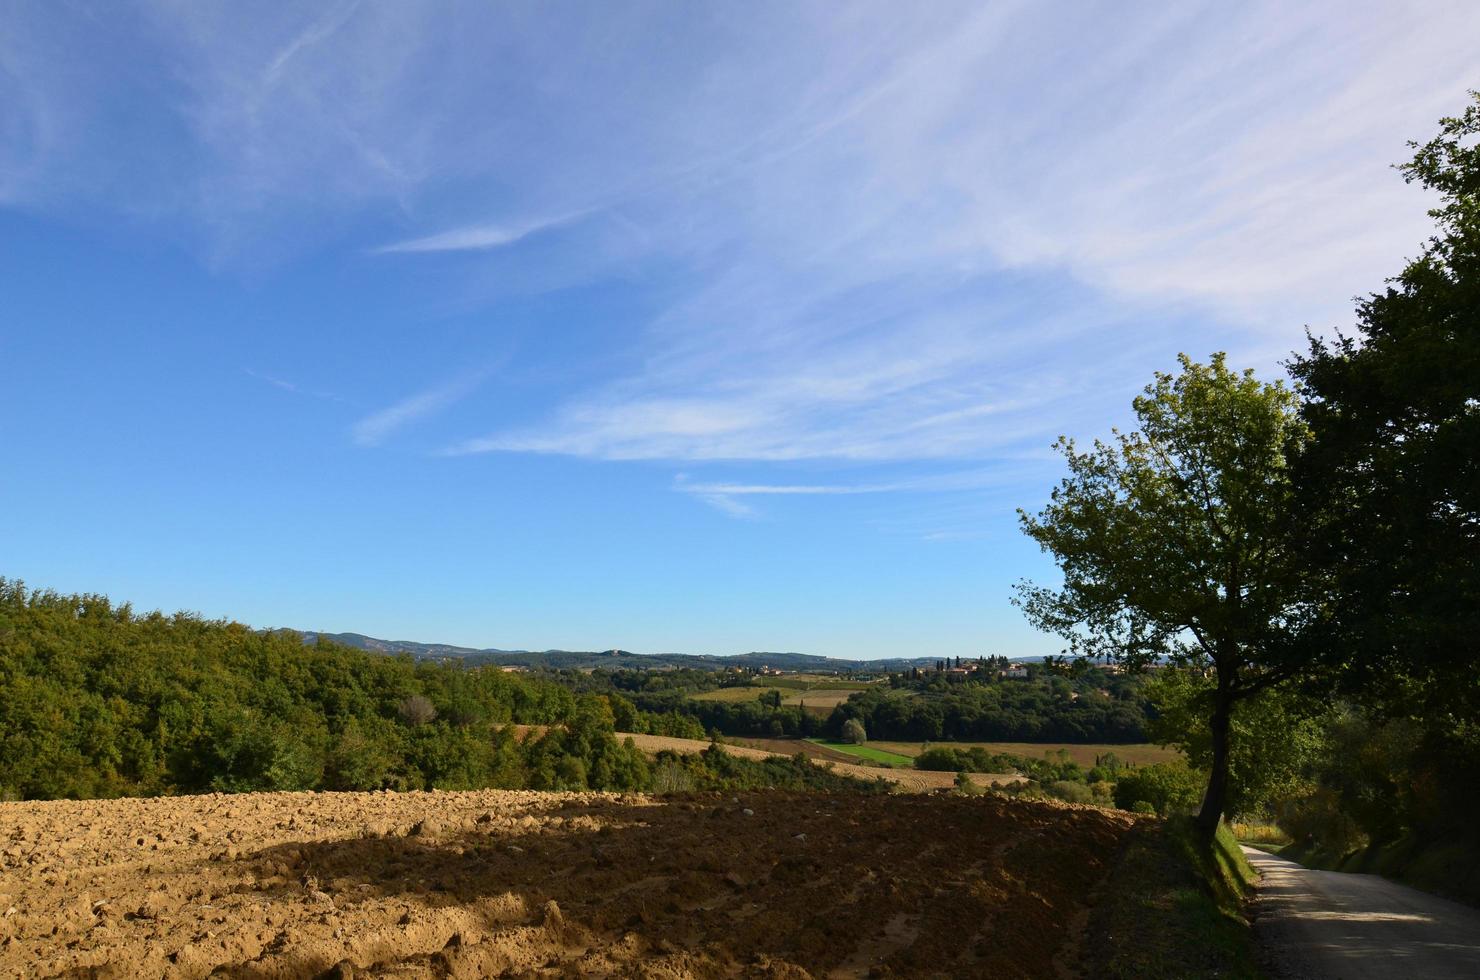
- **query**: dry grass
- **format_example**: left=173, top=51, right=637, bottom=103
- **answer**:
left=688, top=687, right=773, bottom=703
left=1231, top=821, right=1291, bottom=846
left=688, top=686, right=863, bottom=710
left=783, top=688, right=859, bottom=709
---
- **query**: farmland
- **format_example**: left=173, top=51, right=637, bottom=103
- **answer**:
left=804, top=738, right=915, bottom=767
left=620, top=733, right=1012, bottom=792
left=869, top=740, right=1182, bottom=768
left=689, top=679, right=873, bottom=714
left=0, top=788, right=1141, bottom=978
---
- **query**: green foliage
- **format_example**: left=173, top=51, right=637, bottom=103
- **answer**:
left=915, top=746, right=1018, bottom=773
left=1048, top=779, right=1093, bottom=804
left=1016, top=353, right=1311, bottom=670
left=1282, top=93, right=1480, bottom=867
left=1146, top=668, right=1328, bottom=819
left=562, top=660, right=1152, bottom=744
left=650, top=747, right=889, bottom=794
left=1288, top=93, right=1479, bottom=705
left=0, top=578, right=570, bottom=797
left=0, top=581, right=843, bottom=800
left=1268, top=705, right=1480, bottom=862
left=918, top=743, right=1134, bottom=805
left=830, top=671, right=1150, bottom=743
left=1113, top=763, right=1206, bottom=817
left=840, top=718, right=867, bottom=744
left=1017, top=351, right=1318, bottom=835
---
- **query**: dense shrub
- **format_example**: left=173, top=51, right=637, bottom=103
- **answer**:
left=1113, top=763, right=1206, bottom=816
left=652, top=747, right=889, bottom=794
left=1048, top=780, right=1093, bottom=804
left=914, top=746, right=1016, bottom=773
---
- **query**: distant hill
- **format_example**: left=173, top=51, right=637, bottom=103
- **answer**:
left=287, top=630, right=1030, bottom=673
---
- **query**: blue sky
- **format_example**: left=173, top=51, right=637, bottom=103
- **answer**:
left=2, top=2, right=1476, bottom=658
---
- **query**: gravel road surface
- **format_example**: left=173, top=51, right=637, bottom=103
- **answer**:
left=1245, top=845, right=1480, bottom=979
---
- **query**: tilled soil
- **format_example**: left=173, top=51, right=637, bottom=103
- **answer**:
left=0, top=790, right=1138, bottom=979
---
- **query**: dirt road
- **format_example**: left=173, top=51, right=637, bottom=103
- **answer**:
left=1, top=789, right=1136, bottom=978
left=1245, top=846, right=1480, bottom=979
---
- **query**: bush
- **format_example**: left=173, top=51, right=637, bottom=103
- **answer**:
left=914, top=746, right=1020, bottom=773
left=1113, top=762, right=1205, bottom=816
left=1276, top=785, right=1368, bottom=855
left=649, top=748, right=889, bottom=794
left=398, top=695, right=437, bottom=726
left=916, top=747, right=965, bottom=771
left=1048, top=780, right=1093, bottom=804
left=841, top=718, right=867, bottom=744
left=651, top=760, right=697, bottom=793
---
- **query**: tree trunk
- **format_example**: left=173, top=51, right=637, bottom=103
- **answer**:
left=1196, top=683, right=1233, bottom=841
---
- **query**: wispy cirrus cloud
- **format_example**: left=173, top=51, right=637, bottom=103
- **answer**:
left=262, top=0, right=362, bottom=86
left=244, top=368, right=350, bottom=405
left=679, top=479, right=888, bottom=518
left=673, top=466, right=1047, bottom=521
left=351, top=369, right=491, bottom=448
left=417, top=2, right=1477, bottom=469
left=374, top=210, right=589, bottom=255
left=7, top=2, right=1478, bottom=481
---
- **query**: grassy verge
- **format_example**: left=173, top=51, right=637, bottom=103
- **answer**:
left=1083, top=818, right=1260, bottom=978
left=804, top=739, right=914, bottom=767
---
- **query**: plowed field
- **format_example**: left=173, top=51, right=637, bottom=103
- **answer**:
left=0, top=789, right=1139, bottom=979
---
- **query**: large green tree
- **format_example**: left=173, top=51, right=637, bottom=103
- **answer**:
left=1285, top=95, right=1480, bottom=849
left=1016, top=354, right=1315, bottom=838
left=1288, top=93, right=1479, bottom=709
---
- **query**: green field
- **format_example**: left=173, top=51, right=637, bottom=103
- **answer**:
left=805, top=739, right=915, bottom=767
left=868, top=740, right=1181, bottom=768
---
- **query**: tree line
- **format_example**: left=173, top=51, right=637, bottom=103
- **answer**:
left=825, top=677, right=1149, bottom=743
left=528, top=662, right=1154, bottom=743
left=0, top=582, right=876, bottom=800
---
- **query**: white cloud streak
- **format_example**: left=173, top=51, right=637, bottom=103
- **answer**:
left=674, top=467, right=1045, bottom=521
left=351, top=370, right=489, bottom=447
left=374, top=211, right=588, bottom=254
left=7, top=2, right=1479, bottom=475
left=244, top=368, right=349, bottom=405
left=695, top=494, right=758, bottom=520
